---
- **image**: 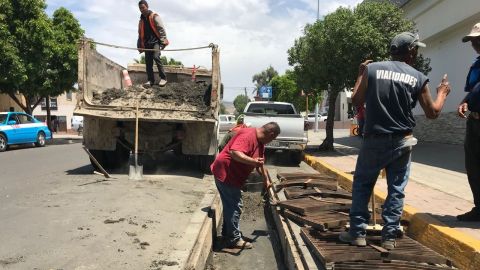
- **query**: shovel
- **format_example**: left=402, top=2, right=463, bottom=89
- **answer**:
left=129, top=101, right=143, bottom=180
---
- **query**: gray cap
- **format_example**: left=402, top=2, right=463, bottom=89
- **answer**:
left=390, top=32, right=426, bottom=55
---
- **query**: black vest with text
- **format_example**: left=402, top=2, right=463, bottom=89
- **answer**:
left=365, top=61, right=429, bottom=135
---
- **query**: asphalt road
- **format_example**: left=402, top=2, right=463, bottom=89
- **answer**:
left=0, top=141, right=214, bottom=270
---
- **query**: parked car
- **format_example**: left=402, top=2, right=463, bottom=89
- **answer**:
left=307, top=112, right=328, bottom=123
left=243, top=101, right=307, bottom=165
left=0, top=112, right=52, bottom=152
left=219, top=114, right=236, bottom=132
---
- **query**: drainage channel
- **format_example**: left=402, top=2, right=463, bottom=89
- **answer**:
left=205, top=173, right=287, bottom=270
left=271, top=171, right=456, bottom=270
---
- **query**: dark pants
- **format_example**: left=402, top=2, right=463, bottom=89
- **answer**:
left=145, top=43, right=166, bottom=83
left=215, top=178, right=243, bottom=245
left=358, top=118, right=365, bottom=137
left=465, top=116, right=480, bottom=211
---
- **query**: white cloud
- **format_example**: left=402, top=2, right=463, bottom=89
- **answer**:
left=47, top=0, right=362, bottom=101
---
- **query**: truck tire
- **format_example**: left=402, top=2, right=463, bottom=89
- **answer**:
left=89, top=149, right=107, bottom=171
left=197, top=155, right=214, bottom=174
left=290, top=151, right=304, bottom=166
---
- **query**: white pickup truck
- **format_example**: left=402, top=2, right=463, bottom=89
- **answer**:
left=243, top=101, right=307, bottom=165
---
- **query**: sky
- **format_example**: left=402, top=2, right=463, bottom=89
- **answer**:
left=46, top=0, right=362, bottom=101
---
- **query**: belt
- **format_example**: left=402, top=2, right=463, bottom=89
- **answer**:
left=364, top=132, right=412, bottom=139
left=471, top=112, right=480, bottom=120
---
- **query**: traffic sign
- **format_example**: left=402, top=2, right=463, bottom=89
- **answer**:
left=259, top=86, right=272, bottom=99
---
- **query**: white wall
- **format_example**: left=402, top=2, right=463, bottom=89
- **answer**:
left=403, top=0, right=480, bottom=115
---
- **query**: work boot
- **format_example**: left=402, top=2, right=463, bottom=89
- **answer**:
left=382, top=239, right=396, bottom=250
left=159, top=79, right=167, bottom=87
left=227, top=239, right=253, bottom=249
left=339, top=232, right=366, bottom=247
left=457, top=208, right=480, bottom=221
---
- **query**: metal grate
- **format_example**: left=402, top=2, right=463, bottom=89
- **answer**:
left=283, top=209, right=350, bottom=231
left=277, top=196, right=352, bottom=215
left=300, top=228, right=452, bottom=268
left=276, top=172, right=338, bottom=191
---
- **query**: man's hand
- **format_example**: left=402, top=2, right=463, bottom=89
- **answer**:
left=253, top=157, right=264, bottom=167
left=358, top=60, right=373, bottom=75
left=458, top=102, right=468, bottom=118
left=436, top=74, right=451, bottom=96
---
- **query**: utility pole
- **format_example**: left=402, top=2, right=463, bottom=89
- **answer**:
left=317, top=0, right=320, bottom=20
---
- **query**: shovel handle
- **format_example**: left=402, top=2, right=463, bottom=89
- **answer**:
left=135, top=101, right=139, bottom=155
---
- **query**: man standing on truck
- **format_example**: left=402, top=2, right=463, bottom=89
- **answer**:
left=339, top=32, right=451, bottom=250
left=211, top=122, right=280, bottom=249
left=137, top=0, right=169, bottom=87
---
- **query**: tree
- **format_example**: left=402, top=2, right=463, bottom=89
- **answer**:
left=288, top=0, right=431, bottom=150
left=252, top=66, right=278, bottom=96
left=42, top=7, right=83, bottom=129
left=0, top=1, right=84, bottom=117
left=270, top=70, right=312, bottom=112
left=133, top=55, right=183, bottom=66
left=233, top=95, right=249, bottom=115
left=220, top=103, right=227, bottom=114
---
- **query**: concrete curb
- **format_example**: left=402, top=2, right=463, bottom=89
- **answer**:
left=304, top=154, right=480, bottom=270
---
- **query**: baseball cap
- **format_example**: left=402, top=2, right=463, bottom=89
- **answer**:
left=390, top=32, right=426, bottom=55
left=462, top=23, right=480, bottom=42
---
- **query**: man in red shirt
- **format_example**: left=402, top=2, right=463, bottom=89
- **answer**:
left=211, top=122, right=280, bottom=249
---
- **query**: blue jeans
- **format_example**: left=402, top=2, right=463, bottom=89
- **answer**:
left=215, top=178, right=243, bottom=245
left=349, top=134, right=412, bottom=240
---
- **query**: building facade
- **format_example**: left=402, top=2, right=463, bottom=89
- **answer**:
left=399, top=0, right=480, bottom=144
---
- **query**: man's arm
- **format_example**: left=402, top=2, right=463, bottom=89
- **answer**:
left=153, top=14, right=168, bottom=45
left=230, top=150, right=263, bottom=167
left=418, top=74, right=451, bottom=119
left=351, top=60, right=372, bottom=106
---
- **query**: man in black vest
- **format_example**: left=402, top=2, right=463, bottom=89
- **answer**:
left=137, top=0, right=169, bottom=87
left=339, top=32, right=451, bottom=250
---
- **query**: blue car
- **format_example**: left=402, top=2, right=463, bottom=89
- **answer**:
left=0, top=112, right=52, bottom=152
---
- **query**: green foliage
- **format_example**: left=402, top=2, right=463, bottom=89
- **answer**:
left=0, top=0, right=84, bottom=113
left=44, top=7, right=84, bottom=97
left=252, top=65, right=278, bottom=92
left=219, top=103, right=227, bottom=114
left=270, top=70, right=310, bottom=112
left=133, top=55, right=183, bottom=66
left=233, top=95, right=249, bottom=114
left=288, top=0, right=430, bottom=150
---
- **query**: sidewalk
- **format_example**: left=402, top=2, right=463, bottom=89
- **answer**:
left=306, top=129, right=480, bottom=240
left=51, top=131, right=83, bottom=140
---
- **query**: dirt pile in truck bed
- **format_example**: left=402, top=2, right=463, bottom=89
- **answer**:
left=92, top=81, right=211, bottom=110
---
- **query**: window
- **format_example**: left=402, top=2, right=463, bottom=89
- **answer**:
left=220, top=116, right=227, bottom=122
left=66, top=91, right=73, bottom=101
left=41, top=97, right=58, bottom=111
left=0, top=114, right=7, bottom=124
left=246, top=103, right=296, bottom=115
left=16, top=114, right=35, bottom=124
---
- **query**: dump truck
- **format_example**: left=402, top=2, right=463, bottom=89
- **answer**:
left=74, top=39, right=221, bottom=171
